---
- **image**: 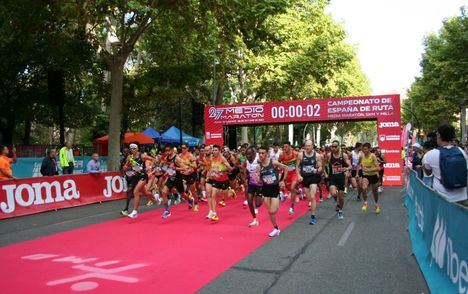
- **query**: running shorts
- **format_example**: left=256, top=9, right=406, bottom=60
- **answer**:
left=261, top=185, right=280, bottom=198
left=228, top=168, right=240, bottom=181
left=364, top=175, right=379, bottom=185
left=208, top=179, right=229, bottom=190
left=182, top=173, right=197, bottom=185
left=285, top=171, right=298, bottom=186
left=301, top=174, right=321, bottom=187
left=248, top=184, right=263, bottom=196
left=165, top=178, right=185, bottom=193
left=351, top=170, right=363, bottom=178
left=329, top=175, right=345, bottom=191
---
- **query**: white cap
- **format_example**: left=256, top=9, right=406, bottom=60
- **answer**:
left=129, top=143, right=138, bottom=149
left=411, top=142, right=421, bottom=148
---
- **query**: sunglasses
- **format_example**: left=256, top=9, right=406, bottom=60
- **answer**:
left=182, top=146, right=187, bottom=149
left=331, top=145, right=338, bottom=148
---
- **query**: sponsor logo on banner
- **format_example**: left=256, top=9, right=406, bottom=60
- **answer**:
left=382, top=149, right=400, bottom=154
left=208, top=105, right=264, bottom=121
left=385, top=175, right=401, bottom=181
left=379, top=135, right=400, bottom=142
left=206, top=132, right=211, bottom=140
left=430, top=214, right=468, bottom=292
left=379, top=121, right=400, bottom=128
left=210, top=133, right=222, bottom=139
left=384, top=163, right=401, bottom=168
left=1, top=180, right=80, bottom=214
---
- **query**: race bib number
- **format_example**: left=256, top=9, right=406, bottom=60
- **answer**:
left=303, top=165, right=315, bottom=173
left=132, top=166, right=143, bottom=172
left=332, top=164, right=343, bottom=174
left=262, top=174, right=277, bottom=185
left=125, top=170, right=135, bottom=177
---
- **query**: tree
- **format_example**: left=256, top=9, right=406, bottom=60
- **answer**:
left=404, top=7, right=467, bottom=137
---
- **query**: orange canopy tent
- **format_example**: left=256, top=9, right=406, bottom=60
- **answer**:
left=93, top=132, right=154, bottom=156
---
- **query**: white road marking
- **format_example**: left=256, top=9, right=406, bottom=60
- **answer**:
left=337, top=222, right=355, bottom=247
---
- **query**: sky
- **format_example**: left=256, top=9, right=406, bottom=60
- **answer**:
left=327, top=0, right=466, bottom=96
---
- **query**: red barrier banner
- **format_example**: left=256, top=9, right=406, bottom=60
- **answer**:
left=0, top=172, right=127, bottom=220
left=204, top=94, right=402, bottom=186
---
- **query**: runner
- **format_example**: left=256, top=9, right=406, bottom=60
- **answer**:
left=350, top=142, right=363, bottom=201
left=357, top=143, right=381, bottom=213
left=206, top=145, right=233, bottom=222
left=257, top=146, right=289, bottom=237
left=375, top=147, right=386, bottom=193
left=223, top=148, right=239, bottom=206
left=296, top=139, right=322, bottom=225
left=325, top=140, right=351, bottom=220
left=160, top=143, right=187, bottom=219
left=241, top=146, right=263, bottom=227
left=177, top=143, right=199, bottom=211
left=279, top=141, right=299, bottom=215
left=126, top=144, right=157, bottom=218
left=196, top=146, right=209, bottom=203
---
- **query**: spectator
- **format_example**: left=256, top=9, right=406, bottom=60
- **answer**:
left=59, top=141, right=75, bottom=175
left=86, top=153, right=101, bottom=174
left=421, top=142, right=434, bottom=188
left=40, top=148, right=59, bottom=176
left=411, top=142, right=423, bottom=178
left=0, top=145, right=16, bottom=180
left=423, top=124, right=468, bottom=205
left=269, top=142, right=281, bottom=161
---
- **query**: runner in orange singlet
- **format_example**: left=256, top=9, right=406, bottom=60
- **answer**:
left=280, top=141, right=299, bottom=215
left=205, top=145, right=233, bottom=222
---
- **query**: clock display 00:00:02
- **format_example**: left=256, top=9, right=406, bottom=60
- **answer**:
left=270, top=104, right=321, bottom=119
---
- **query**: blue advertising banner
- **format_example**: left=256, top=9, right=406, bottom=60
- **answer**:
left=11, top=157, right=108, bottom=178
left=405, top=170, right=468, bottom=294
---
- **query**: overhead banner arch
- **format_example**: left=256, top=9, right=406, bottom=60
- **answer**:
left=205, top=94, right=402, bottom=186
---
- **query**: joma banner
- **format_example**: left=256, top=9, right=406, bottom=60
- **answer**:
left=0, top=172, right=127, bottom=219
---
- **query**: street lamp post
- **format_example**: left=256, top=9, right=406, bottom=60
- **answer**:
left=212, top=58, right=219, bottom=105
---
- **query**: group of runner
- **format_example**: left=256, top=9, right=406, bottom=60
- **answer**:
left=120, top=140, right=386, bottom=237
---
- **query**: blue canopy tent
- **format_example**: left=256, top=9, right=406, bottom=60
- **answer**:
left=142, top=127, right=161, bottom=142
left=161, top=126, right=203, bottom=147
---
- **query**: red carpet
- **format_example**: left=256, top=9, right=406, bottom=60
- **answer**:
left=0, top=193, right=315, bottom=294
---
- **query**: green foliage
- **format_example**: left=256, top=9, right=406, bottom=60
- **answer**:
left=404, top=7, right=467, bottom=131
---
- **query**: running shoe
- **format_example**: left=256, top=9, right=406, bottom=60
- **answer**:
left=249, top=219, right=259, bottom=227
left=146, top=199, right=154, bottom=206
left=344, top=187, right=348, bottom=194
left=288, top=207, right=294, bottom=215
left=218, top=200, right=226, bottom=207
left=194, top=204, right=199, bottom=212
left=337, top=211, right=344, bottom=220
left=375, top=204, right=381, bottom=214
left=228, top=187, right=237, bottom=199
left=255, top=208, right=259, bottom=215
left=308, top=201, right=312, bottom=208
left=243, top=200, right=248, bottom=208
left=128, top=210, right=138, bottom=218
left=206, top=210, right=214, bottom=219
left=279, top=191, right=286, bottom=202
left=174, top=194, right=181, bottom=205
left=188, top=197, right=194, bottom=209
left=378, top=186, right=383, bottom=193
left=120, top=210, right=129, bottom=216
left=210, top=214, right=219, bottom=222
left=268, top=228, right=281, bottom=237
left=240, top=184, right=245, bottom=192
left=162, top=210, right=172, bottom=219
left=362, top=202, right=368, bottom=212
left=309, top=216, right=317, bottom=225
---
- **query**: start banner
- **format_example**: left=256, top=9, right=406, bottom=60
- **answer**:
left=0, top=173, right=127, bottom=220
left=405, top=169, right=468, bottom=294
left=204, top=94, right=402, bottom=185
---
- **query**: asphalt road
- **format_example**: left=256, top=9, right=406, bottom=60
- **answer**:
left=0, top=187, right=428, bottom=294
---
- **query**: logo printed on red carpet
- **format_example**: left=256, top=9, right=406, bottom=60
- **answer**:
left=22, top=253, right=148, bottom=292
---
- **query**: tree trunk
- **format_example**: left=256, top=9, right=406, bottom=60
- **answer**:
left=107, top=64, right=124, bottom=171
left=23, top=118, right=32, bottom=145
left=461, top=107, right=467, bottom=144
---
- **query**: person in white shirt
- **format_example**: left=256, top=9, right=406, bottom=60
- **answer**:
left=269, top=143, right=281, bottom=161
left=423, top=124, right=468, bottom=205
